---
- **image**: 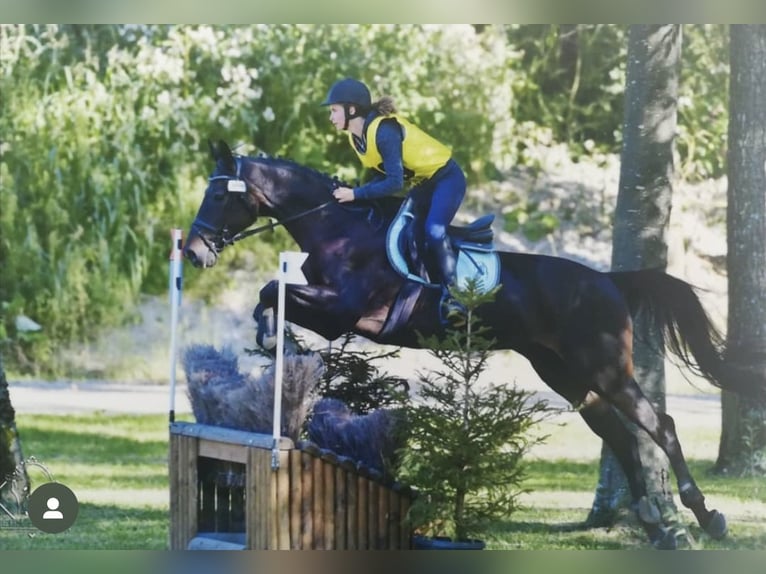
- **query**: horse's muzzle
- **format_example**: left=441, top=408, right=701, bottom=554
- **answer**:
left=183, top=234, right=218, bottom=268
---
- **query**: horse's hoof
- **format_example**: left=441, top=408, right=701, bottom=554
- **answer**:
left=704, top=510, right=727, bottom=540
left=652, top=528, right=678, bottom=550
left=638, top=496, right=662, bottom=525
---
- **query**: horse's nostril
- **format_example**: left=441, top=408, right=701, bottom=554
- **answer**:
left=184, top=249, right=199, bottom=266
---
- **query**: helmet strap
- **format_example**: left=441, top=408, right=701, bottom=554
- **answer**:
left=342, top=103, right=355, bottom=130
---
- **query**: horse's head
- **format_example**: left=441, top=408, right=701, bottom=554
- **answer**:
left=184, top=140, right=260, bottom=268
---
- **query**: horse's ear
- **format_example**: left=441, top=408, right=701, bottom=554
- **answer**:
left=208, top=139, right=217, bottom=160
left=216, top=140, right=236, bottom=172
left=216, top=140, right=233, bottom=159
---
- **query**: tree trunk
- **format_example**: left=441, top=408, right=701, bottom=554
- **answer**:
left=716, top=25, right=766, bottom=476
left=589, top=25, right=681, bottom=524
left=0, top=354, right=30, bottom=513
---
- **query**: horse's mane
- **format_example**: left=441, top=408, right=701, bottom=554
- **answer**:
left=244, top=154, right=340, bottom=189
left=241, top=153, right=404, bottom=220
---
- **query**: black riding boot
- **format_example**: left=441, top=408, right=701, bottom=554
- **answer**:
left=428, top=237, right=464, bottom=321
left=428, top=236, right=457, bottom=288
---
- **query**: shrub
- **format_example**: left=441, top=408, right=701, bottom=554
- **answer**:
left=396, top=279, right=555, bottom=541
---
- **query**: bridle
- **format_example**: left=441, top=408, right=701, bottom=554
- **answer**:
left=191, top=157, right=334, bottom=254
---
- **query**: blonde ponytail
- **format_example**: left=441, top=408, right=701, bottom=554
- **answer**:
left=372, top=96, right=397, bottom=115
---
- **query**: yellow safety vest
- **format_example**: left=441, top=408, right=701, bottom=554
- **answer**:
left=348, top=114, right=452, bottom=187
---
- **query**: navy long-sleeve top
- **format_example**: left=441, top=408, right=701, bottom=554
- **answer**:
left=352, top=117, right=405, bottom=200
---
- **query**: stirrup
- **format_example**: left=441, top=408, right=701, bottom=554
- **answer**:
left=438, top=287, right=466, bottom=325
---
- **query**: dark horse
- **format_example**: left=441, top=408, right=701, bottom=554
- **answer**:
left=185, top=140, right=756, bottom=548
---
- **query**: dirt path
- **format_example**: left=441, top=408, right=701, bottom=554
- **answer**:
left=8, top=379, right=192, bottom=415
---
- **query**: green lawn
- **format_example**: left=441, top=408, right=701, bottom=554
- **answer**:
left=0, top=413, right=169, bottom=550
left=1, top=411, right=764, bottom=550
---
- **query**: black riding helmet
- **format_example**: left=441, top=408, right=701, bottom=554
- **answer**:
left=321, top=78, right=371, bottom=129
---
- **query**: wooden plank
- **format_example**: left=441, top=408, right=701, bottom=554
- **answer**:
left=323, top=460, right=335, bottom=549
left=247, top=447, right=271, bottom=549
left=215, top=477, right=231, bottom=532
left=199, top=439, right=248, bottom=464
left=260, top=448, right=273, bottom=549
left=184, top=435, right=199, bottom=549
left=230, top=483, right=245, bottom=533
left=289, top=450, right=302, bottom=549
left=357, top=475, right=368, bottom=549
left=198, top=464, right=216, bottom=532
left=367, top=480, right=379, bottom=549
left=334, top=465, right=346, bottom=549
left=345, top=468, right=358, bottom=549
left=170, top=421, right=293, bottom=450
left=300, top=451, right=313, bottom=549
left=311, top=456, right=324, bottom=549
left=168, top=432, right=180, bottom=549
left=277, top=450, right=291, bottom=550
left=388, top=487, right=401, bottom=549
left=377, top=482, right=389, bottom=549
left=175, top=434, right=186, bottom=550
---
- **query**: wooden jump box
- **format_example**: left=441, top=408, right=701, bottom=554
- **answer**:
left=169, top=421, right=413, bottom=550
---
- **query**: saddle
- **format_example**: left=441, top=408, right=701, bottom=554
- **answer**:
left=385, top=197, right=500, bottom=293
left=379, top=198, right=501, bottom=339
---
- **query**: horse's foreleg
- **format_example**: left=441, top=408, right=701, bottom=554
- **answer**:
left=256, top=280, right=361, bottom=343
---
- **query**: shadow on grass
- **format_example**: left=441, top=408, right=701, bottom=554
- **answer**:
left=488, top=517, right=637, bottom=550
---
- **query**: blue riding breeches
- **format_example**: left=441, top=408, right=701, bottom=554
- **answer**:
left=410, top=158, right=466, bottom=245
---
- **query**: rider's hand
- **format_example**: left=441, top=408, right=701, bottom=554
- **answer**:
left=333, top=187, right=355, bottom=203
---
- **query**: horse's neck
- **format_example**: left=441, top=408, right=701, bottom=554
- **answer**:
left=248, top=158, right=390, bottom=251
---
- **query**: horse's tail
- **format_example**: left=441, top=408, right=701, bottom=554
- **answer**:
left=608, top=268, right=759, bottom=398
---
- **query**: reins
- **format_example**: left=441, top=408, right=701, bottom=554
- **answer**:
left=223, top=199, right=335, bottom=246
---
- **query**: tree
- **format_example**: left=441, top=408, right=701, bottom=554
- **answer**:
left=396, top=281, right=552, bottom=543
left=589, top=25, right=681, bottom=525
left=0, top=354, right=30, bottom=515
left=716, top=25, right=766, bottom=476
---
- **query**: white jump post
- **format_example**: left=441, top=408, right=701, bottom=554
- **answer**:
left=168, top=228, right=184, bottom=424
left=271, top=251, right=309, bottom=470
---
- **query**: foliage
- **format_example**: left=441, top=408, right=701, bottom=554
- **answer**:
left=676, top=25, right=730, bottom=181
left=396, top=279, right=554, bottom=541
left=0, top=24, right=734, bottom=375
left=506, top=25, right=627, bottom=155
left=314, top=333, right=410, bottom=415
left=247, top=329, right=410, bottom=416
left=183, top=344, right=323, bottom=442
left=306, top=397, right=406, bottom=480
left=506, top=24, right=730, bottom=182
left=502, top=202, right=561, bottom=241
left=0, top=24, right=519, bottom=375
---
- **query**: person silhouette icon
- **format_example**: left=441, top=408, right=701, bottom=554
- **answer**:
left=42, top=497, right=64, bottom=520
left=29, top=481, right=78, bottom=533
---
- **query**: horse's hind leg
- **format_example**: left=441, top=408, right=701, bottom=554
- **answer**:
left=577, top=393, right=682, bottom=548
left=603, top=377, right=727, bottom=540
left=524, top=346, right=673, bottom=546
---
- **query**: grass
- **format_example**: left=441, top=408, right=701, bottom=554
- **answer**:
left=1, top=410, right=764, bottom=550
left=0, top=413, right=169, bottom=550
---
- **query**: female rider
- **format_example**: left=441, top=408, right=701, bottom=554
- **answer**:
left=322, top=77, right=467, bottom=292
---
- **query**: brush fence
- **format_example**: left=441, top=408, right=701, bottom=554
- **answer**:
left=169, top=421, right=413, bottom=550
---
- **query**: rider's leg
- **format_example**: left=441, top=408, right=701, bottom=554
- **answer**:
left=423, top=161, right=466, bottom=288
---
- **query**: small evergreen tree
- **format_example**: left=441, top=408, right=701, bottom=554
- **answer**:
left=396, top=279, right=554, bottom=542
